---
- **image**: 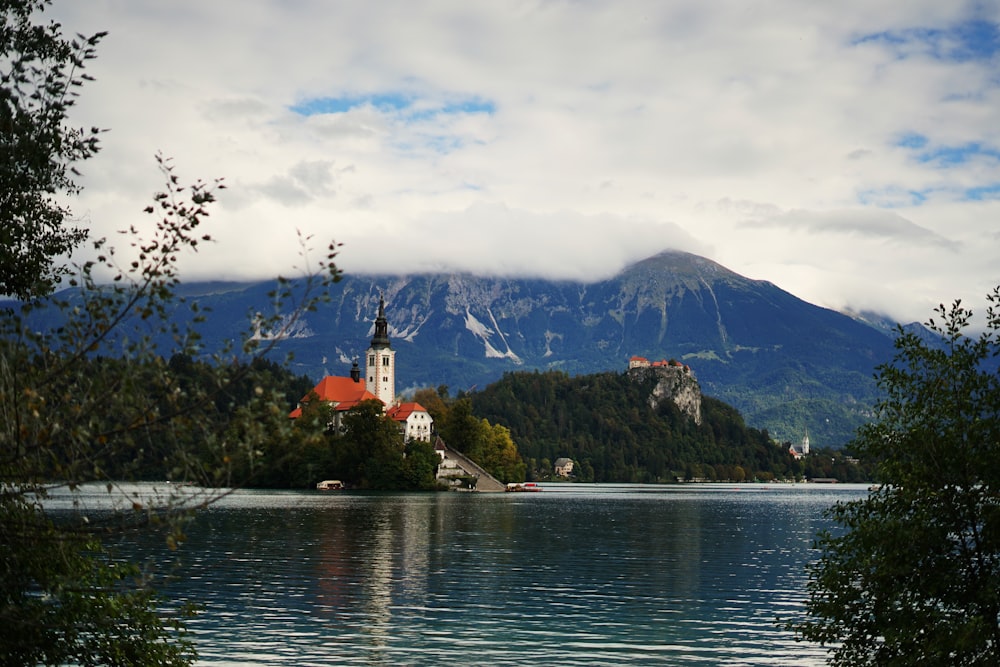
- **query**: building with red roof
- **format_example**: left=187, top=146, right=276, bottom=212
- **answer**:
left=288, top=361, right=381, bottom=431
left=289, top=297, right=434, bottom=440
left=629, top=355, right=650, bottom=369
left=386, top=402, right=434, bottom=442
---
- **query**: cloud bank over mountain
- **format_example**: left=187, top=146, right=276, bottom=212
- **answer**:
left=54, top=1, right=1000, bottom=325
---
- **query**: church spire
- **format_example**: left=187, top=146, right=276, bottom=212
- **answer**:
left=370, top=294, right=391, bottom=350
left=365, top=294, right=396, bottom=406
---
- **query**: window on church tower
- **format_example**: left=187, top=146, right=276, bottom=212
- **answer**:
left=369, top=355, right=375, bottom=366
left=382, top=356, right=389, bottom=366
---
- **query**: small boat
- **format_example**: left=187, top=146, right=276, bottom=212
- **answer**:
left=316, top=480, right=343, bottom=491
left=505, top=482, right=542, bottom=492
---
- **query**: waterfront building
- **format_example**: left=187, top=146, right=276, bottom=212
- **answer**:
left=290, top=296, right=433, bottom=438
left=554, top=457, right=574, bottom=477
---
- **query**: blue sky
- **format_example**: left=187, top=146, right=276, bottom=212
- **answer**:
left=50, top=0, right=1000, bottom=326
left=290, top=94, right=496, bottom=119
left=854, top=19, right=1000, bottom=61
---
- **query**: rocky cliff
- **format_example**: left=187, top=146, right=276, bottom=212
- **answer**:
left=628, top=364, right=703, bottom=426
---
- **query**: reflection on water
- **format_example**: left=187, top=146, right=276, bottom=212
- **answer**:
left=134, top=484, right=867, bottom=666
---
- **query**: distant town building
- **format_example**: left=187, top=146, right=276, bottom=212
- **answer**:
left=628, top=355, right=691, bottom=374
left=789, top=432, right=811, bottom=459
left=629, top=355, right=650, bottom=369
left=554, top=457, right=574, bottom=477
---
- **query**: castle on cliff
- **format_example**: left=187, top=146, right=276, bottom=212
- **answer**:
left=626, top=356, right=702, bottom=425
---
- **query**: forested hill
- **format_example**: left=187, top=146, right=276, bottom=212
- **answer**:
left=14, top=249, right=906, bottom=447
left=469, top=369, right=803, bottom=483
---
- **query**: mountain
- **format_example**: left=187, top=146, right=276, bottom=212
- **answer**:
left=16, top=250, right=905, bottom=446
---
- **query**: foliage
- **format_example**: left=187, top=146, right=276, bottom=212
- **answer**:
left=0, top=156, right=340, bottom=664
left=324, top=399, right=439, bottom=490
left=470, top=369, right=802, bottom=482
left=0, top=0, right=105, bottom=299
left=0, top=494, right=195, bottom=666
left=799, top=446, right=872, bottom=483
left=421, top=393, right=526, bottom=483
left=402, top=438, right=440, bottom=489
left=793, top=289, right=1000, bottom=665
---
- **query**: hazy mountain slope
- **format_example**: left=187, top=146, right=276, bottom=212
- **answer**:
left=255, top=250, right=897, bottom=445
left=15, top=250, right=902, bottom=446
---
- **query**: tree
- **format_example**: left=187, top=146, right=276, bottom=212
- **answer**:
left=411, top=385, right=448, bottom=423
left=437, top=397, right=479, bottom=453
left=402, top=438, right=440, bottom=490
left=793, top=288, right=1000, bottom=665
left=1, top=5, right=346, bottom=663
left=333, top=399, right=402, bottom=489
left=1, top=155, right=341, bottom=665
left=0, top=0, right=104, bottom=299
left=466, top=420, right=525, bottom=483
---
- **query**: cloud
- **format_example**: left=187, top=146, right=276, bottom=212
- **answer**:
left=42, top=0, right=1000, bottom=327
left=340, top=203, right=710, bottom=282
left=739, top=208, right=961, bottom=250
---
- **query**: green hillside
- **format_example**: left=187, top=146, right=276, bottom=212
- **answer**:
left=469, top=369, right=812, bottom=483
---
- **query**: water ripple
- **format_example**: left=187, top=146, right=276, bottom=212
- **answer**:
left=136, top=484, right=870, bottom=665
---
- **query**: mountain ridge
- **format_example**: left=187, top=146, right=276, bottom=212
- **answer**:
left=14, top=249, right=907, bottom=446
left=259, top=249, right=898, bottom=445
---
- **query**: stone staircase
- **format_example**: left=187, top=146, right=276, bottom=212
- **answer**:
left=435, top=442, right=505, bottom=492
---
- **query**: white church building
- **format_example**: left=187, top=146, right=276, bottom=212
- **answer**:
left=290, top=295, right=433, bottom=441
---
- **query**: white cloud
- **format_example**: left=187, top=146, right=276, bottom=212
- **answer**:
left=44, top=0, right=1000, bottom=325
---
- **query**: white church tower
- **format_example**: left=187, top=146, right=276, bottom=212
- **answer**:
left=365, top=295, right=395, bottom=406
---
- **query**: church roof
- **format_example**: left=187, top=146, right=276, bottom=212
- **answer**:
left=386, top=402, right=429, bottom=422
left=289, top=375, right=379, bottom=418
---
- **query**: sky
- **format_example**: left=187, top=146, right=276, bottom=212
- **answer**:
left=46, top=0, right=1000, bottom=325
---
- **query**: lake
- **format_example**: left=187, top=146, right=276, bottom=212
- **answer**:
left=100, top=483, right=867, bottom=665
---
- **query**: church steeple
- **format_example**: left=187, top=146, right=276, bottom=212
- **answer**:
left=370, top=294, right=391, bottom=350
left=365, top=294, right=396, bottom=406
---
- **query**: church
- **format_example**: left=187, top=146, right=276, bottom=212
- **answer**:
left=289, top=295, right=434, bottom=442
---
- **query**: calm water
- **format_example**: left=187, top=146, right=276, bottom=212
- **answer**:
left=82, top=483, right=863, bottom=666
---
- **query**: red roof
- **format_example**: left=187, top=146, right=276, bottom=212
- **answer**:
left=289, top=376, right=379, bottom=418
left=386, top=402, right=428, bottom=422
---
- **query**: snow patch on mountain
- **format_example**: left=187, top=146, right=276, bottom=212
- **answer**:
left=250, top=314, right=316, bottom=341
left=465, top=308, right=522, bottom=363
